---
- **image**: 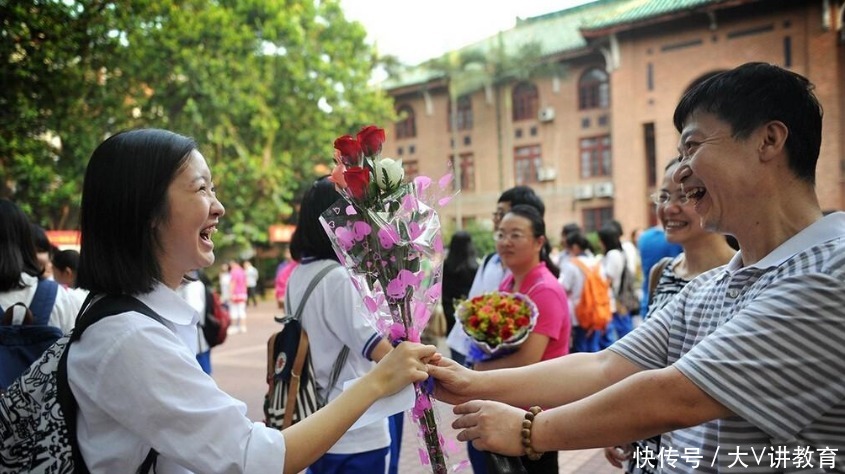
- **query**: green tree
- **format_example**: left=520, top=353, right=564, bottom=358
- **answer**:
left=1, top=0, right=394, bottom=256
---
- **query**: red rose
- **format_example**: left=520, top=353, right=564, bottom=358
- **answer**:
left=357, top=125, right=385, bottom=157
left=344, top=166, right=370, bottom=200
left=334, top=135, right=363, bottom=167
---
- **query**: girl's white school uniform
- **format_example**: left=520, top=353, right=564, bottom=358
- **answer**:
left=67, top=282, right=285, bottom=473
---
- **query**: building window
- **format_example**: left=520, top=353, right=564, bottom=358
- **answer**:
left=404, top=160, right=419, bottom=182
left=395, top=104, right=416, bottom=139
left=647, top=63, right=654, bottom=91
left=582, top=206, right=614, bottom=232
left=512, top=82, right=539, bottom=121
left=580, top=135, right=612, bottom=178
left=514, top=145, right=542, bottom=185
left=448, top=95, right=473, bottom=131
left=450, top=153, right=475, bottom=191
left=578, top=68, right=609, bottom=110
left=644, top=123, right=656, bottom=187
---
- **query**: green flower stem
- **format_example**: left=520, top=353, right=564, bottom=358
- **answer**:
left=395, top=297, right=449, bottom=474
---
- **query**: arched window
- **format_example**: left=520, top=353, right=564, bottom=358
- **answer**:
left=512, top=82, right=539, bottom=121
left=395, top=105, right=416, bottom=139
left=578, top=68, right=609, bottom=110
left=448, top=95, right=473, bottom=131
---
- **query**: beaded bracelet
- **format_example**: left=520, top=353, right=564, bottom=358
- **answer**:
left=520, top=406, right=543, bottom=461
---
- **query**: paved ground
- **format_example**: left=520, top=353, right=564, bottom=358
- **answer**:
left=212, top=298, right=618, bottom=473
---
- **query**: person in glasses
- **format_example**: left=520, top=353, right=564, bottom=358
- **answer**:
left=603, top=157, right=736, bottom=473
left=472, top=204, right=569, bottom=474
left=429, top=63, right=845, bottom=472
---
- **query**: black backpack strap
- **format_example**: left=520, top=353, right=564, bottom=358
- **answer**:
left=482, top=252, right=496, bottom=269
left=58, top=294, right=163, bottom=474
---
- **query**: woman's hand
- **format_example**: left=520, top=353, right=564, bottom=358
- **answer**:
left=451, top=400, right=525, bottom=456
left=365, top=341, right=437, bottom=398
left=427, top=356, right=476, bottom=405
left=604, top=445, right=631, bottom=468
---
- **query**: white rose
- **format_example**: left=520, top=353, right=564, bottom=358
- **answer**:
left=374, top=158, right=404, bottom=191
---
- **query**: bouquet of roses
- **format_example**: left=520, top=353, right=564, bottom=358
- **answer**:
left=319, top=125, right=455, bottom=474
left=456, top=291, right=539, bottom=363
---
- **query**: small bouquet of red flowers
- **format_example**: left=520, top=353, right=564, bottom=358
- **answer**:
left=456, top=292, right=538, bottom=361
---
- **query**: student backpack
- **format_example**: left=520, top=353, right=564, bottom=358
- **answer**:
left=264, top=262, right=349, bottom=430
left=569, top=257, right=613, bottom=332
left=0, top=295, right=161, bottom=474
left=0, top=278, right=61, bottom=390
left=201, top=287, right=230, bottom=348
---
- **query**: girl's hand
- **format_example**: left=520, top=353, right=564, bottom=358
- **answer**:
left=366, top=342, right=437, bottom=398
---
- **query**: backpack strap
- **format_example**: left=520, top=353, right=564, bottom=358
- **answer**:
left=29, top=278, right=59, bottom=326
left=482, top=252, right=496, bottom=270
left=281, top=262, right=349, bottom=428
left=647, top=257, right=674, bottom=306
left=58, top=294, right=163, bottom=474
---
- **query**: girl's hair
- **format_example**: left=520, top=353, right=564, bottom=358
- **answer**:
left=597, top=226, right=623, bottom=252
left=0, top=198, right=43, bottom=291
left=52, top=249, right=80, bottom=274
left=507, top=204, right=559, bottom=278
left=564, top=230, right=592, bottom=254
left=444, top=231, right=478, bottom=274
left=289, top=176, right=342, bottom=262
left=77, top=129, right=197, bottom=295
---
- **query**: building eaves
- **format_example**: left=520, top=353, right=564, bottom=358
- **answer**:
left=383, top=0, right=612, bottom=92
left=578, top=0, right=760, bottom=38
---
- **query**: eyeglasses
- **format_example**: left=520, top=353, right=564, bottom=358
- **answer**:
left=651, top=191, right=690, bottom=206
left=494, top=231, right=530, bottom=243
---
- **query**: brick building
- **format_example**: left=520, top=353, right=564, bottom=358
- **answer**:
left=382, top=0, right=845, bottom=242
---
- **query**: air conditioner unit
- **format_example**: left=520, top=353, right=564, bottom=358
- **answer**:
left=537, top=167, right=557, bottom=182
left=573, top=184, right=594, bottom=200
left=538, top=106, right=555, bottom=122
left=594, top=182, right=615, bottom=198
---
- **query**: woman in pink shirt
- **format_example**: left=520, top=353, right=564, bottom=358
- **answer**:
left=474, top=204, right=570, bottom=473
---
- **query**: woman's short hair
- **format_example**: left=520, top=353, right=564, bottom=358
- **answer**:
left=77, top=129, right=197, bottom=295
left=0, top=198, right=43, bottom=291
left=289, top=176, right=342, bottom=262
left=506, top=204, right=560, bottom=278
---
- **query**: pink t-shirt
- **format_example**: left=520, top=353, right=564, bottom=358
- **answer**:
left=274, top=261, right=298, bottom=301
left=229, top=265, right=248, bottom=303
left=499, top=262, right=570, bottom=361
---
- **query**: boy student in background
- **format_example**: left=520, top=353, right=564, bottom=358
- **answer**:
left=67, top=128, right=436, bottom=473
left=429, top=63, right=845, bottom=472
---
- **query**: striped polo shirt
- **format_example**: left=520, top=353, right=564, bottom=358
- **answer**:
left=611, top=212, right=845, bottom=473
